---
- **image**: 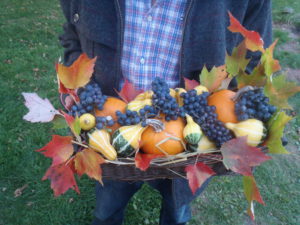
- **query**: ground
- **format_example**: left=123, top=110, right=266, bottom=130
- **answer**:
left=0, top=1, right=299, bottom=225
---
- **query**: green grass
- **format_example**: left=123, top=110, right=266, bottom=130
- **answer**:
left=1, top=1, right=299, bottom=225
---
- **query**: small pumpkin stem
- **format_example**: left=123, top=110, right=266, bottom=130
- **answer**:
left=145, top=119, right=165, bottom=132
left=232, top=85, right=257, bottom=102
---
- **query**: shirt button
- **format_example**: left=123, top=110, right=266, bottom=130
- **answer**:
left=73, top=13, right=79, bottom=23
left=140, top=57, right=145, bottom=64
left=147, top=15, right=152, bottom=22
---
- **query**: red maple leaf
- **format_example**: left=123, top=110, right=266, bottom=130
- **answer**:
left=185, top=162, right=216, bottom=195
left=115, top=79, right=144, bottom=103
left=243, top=175, right=265, bottom=220
left=42, top=163, right=79, bottom=197
left=135, top=151, right=162, bottom=171
left=74, top=148, right=106, bottom=184
left=228, top=12, right=264, bottom=53
left=220, top=137, right=271, bottom=176
left=184, top=77, right=199, bottom=90
left=36, top=135, right=74, bottom=166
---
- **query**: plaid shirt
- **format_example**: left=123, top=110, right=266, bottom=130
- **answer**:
left=121, top=0, right=187, bottom=91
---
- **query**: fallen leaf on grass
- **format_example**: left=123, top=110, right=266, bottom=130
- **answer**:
left=14, top=184, right=28, bottom=197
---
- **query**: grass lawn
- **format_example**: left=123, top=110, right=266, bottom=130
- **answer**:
left=0, top=1, right=299, bottom=225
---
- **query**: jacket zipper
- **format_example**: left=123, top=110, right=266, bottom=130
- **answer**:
left=179, top=0, right=194, bottom=87
left=115, top=0, right=124, bottom=91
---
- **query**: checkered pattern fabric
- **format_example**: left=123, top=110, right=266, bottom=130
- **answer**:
left=121, top=0, right=187, bottom=91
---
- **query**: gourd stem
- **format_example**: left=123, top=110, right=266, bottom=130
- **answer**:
left=232, top=85, right=257, bottom=102
left=145, top=119, right=165, bottom=132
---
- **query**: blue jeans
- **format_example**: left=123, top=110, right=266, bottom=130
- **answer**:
left=92, top=177, right=212, bottom=225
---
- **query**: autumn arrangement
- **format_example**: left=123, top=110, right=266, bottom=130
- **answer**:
left=23, top=13, right=300, bottom=219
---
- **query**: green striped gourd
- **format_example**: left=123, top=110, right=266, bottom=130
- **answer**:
left=183, top=115, right=202, bottom=145
left=112, top=124, right=146, bottom=157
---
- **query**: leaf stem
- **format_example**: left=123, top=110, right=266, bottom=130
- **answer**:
left=71, top=140, right=89, bottom=149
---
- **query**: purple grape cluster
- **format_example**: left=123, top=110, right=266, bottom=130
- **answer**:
left=69, top=82, right=107, bottom=117
left=95, top=116, right=115, bottom=129
left=151, top=78, right=185, bottom=121
left=116, top=110, right=141, bottom=126
left=116, top=105, right=160, bottom=127
left=181, top=90, right=234, bottom=148
left=235, top=89, right=276, bottom=122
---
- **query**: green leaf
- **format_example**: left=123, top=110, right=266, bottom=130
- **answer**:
left=266, top=111, right=292, bottom=154
left=236, top=65, right=267, bottom=89
left=261, top=40, right=281, bottom=76
left=199, top=65, right=227, bottom=92
left=243, top=175, right=264, bottom=220
left=264, top=74, right=300, bottom=109
left=52, top=115, right=68, bottom=129
left=73, top=116, right=81, bottom=136
left=226, top=41, right=250, bottom=77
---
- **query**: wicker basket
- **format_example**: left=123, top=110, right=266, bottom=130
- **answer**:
left=101, top=152, right=235, bottom=181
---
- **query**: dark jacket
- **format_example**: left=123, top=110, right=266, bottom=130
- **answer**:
left=59, top=0, right=272, bottom=96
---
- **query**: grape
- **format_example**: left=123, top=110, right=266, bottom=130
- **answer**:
left=151, top=77, right=183, bottom=120
left=69, top=81, right=107, bottom=117
left=235, top=88, right=276, bottom=122
left=181, top=90, right=234, bottom=147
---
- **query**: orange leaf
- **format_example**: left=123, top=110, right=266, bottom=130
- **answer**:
left=56, top=53, right=96, bottom=89
left=243, top=175, right=265, bottom=220
left=185, top=162, right=216, bottom=195
left=184, top=77, right=199, bottom=90
left=42, top=163, right=79, bottom=197
left=220, top=137, right=271, bottom=176
left=135, top=151, right=162, bottom=171
left=228, top=12, right=264, bottom=53
left=116, top=79, right=144, bottom=103
left=36, top=135, right=74, bottom=166
left=74, top=148, right=106, bottom=183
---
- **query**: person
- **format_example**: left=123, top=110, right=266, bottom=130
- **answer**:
left=59, top=1, right=272, bottom=224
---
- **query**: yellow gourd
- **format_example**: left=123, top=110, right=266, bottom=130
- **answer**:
left=112, top=124, right=146, bottom=157
left=225, top=119, right=265, bottom=147
left=194, top=85, right=208, bottom=95
left=169, top=88, right=176, bottom=98
left=127, top=99, right=152, bottom=112
left=134, top=90, right=153, bottom=101
left=197, top=135, right=216, bottom=152
left=88, top=129, right=117, bottom=160
left=79, top=113, right=96, bottom=131
left=183, top=115, right=202, bottom=145
left=175, top=88, right=187, bottom=106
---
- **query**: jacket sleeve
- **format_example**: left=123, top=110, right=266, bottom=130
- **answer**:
left=242, top=0, right=273, bottom=72
left=59, top=0, right=82, bottom=66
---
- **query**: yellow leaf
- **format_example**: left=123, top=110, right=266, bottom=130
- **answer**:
left=57, top=53, right=96, bottom=89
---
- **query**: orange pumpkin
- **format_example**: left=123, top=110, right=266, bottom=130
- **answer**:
left=95, top=97, right=127, bottom=132
left=207, top=90, right=238, bottom=123
left=141, top=117, right=185, bottom=155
